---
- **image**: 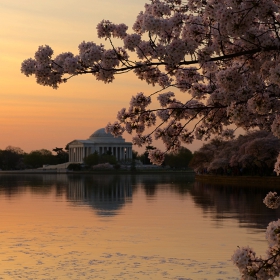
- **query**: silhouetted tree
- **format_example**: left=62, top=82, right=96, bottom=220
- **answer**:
left=164, top=147, right=193, bottom=169
left=139, top=146, right=156, bottom=165
left=83, top=151, right=117, bottom=166
left=84, top=151, right=99, bottom=166
left=24, top=149, right=55, bottom=168
left=190, top=131, right=280, bottom=176
left=52, top=147, right=69, bottom=163
left=0, top=146, right=25, bottom=170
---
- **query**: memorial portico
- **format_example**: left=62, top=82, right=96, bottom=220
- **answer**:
left=68, top=128, right=133, bottom=163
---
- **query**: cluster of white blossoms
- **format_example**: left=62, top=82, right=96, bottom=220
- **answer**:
left=22, top=0, right=280, bottom=170
left=147, top=148, right=165, bottom=165
left=123, top=34, right=141, bottom=51
left=221, top=129, right=235, bottom=140
left=263, top=192, right=280, bottom=210
left=247, top=93, right=271, bottom=115
left=274, top=154, right=280, bottom=176
left=34, top=45, right=53, bottom=63
left=105, top=121, right=125, bottom=137
left=78, top=41, right=103, bottom=67
left=232, top=246, right=256, bottom=272
left=231, top=194, right=280, bottom=279
left=272, top=115, right=280, bottom=139
left=227, top=103, right=251, bottom=128
left=175, top=67, right=202, bottom=92
left=231, top=245, right=278, bottom=280
left=21, top=58, right=36, bottom=76
left=132, top=134, right=152, bottom=147
left=97, top=20, right=128, bottom=39
left=266, top=219, right=280, bottom=246
left=129, top=92, right=151, bottom=109
left=269, top=64, right=280, bottom=87
left=157, top=91, right=175, bottom=107
left=155, top=123, right=182, bottom=151
left=156, top=109, right=169, bottom=121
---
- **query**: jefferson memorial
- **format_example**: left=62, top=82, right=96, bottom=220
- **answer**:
left=68, top=128, right=133, bottom=163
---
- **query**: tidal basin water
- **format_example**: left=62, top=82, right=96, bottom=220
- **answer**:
left=0, top=174, right=279, bottom=279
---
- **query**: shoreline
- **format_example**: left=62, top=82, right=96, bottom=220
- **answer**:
left=195, top=174, right=280, bottom=186
left=0, top=169, right=196, bottom=175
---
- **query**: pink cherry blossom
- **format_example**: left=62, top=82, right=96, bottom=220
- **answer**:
left=148, top=148, right=165, bottom=165
left=22, top=0, right=280, bottom=155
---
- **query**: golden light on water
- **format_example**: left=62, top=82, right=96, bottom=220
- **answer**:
left=0, top=174, right=270, bottom=279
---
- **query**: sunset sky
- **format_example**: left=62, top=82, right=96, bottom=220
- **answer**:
left=1, top=0, right=202, bottom=154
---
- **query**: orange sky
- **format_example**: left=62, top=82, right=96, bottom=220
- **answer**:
left=0, top=0, right=203, bottom=154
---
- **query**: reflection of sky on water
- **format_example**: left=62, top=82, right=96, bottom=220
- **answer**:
left=0, top=174, right=278, bottom=228
left=0, top=173, right=278, bottom=279
left=191, top=181, right=280, bottom=229
left=0, top=174, right=195, bottom=217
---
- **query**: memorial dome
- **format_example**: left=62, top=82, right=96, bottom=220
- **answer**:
left=89, top=128, right=125, bottom=143
left=90, top=128, right=114, bottom=138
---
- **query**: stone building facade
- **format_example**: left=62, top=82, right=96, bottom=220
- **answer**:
left=68, top=128, right=132, bottom=163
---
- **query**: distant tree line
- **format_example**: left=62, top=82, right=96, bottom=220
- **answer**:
left=0, top=146, right=69, bottom=170
left=82, top=146, right=193, bottom=170
left=133, top=146, right=193, bottom=169
left=190, top=131, right=280, bottom=176
left=0, top=143, right=193, bottom=171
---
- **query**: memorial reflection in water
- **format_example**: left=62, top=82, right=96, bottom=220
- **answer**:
left=67, top=175, right=133, bottom=216
left=0, top=173, right=277, bottom=279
